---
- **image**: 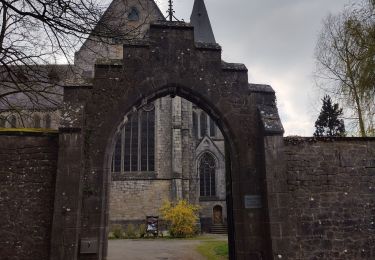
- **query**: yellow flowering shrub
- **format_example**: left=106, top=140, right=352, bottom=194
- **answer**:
left=160, top=200, right=200, bottom=238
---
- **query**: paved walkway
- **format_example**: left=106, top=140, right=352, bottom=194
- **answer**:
left=107, top=235, right=227, bottom=260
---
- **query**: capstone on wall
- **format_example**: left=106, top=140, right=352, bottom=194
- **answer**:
left=0, top=133, right=58, bottom=260
left=266, top=137, right=375, bottom=260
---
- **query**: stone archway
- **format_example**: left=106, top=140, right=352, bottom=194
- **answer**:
left=50, top=21, right=283, bottom=260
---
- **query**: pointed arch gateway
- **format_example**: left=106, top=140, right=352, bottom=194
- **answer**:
left=51, top=22, right=283, bottom=260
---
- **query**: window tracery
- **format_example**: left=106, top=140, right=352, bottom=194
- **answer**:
left=199, top=153, right=216, bottom=197
left=112, top=104, right=155, bottom=173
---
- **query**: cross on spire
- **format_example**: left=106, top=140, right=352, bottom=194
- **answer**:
left=166, top=0, right=179, bottom=21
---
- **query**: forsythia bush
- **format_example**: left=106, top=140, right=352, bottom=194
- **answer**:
left=160, top=200, right=200, bottom=238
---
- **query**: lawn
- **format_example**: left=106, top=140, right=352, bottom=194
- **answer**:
left=196, top=240, right=229, bottom=260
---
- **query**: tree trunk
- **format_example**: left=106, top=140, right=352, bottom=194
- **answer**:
left=352, top=86, right=367, bottom=137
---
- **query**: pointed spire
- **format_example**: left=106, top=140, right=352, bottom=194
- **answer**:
left=190, top=0, right=216, bottom=43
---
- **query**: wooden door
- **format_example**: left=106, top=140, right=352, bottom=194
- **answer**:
left=213, top=205, right=223, bottom=224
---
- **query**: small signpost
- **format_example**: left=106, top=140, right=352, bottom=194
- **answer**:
left=146, top=216, right=159, bottom=237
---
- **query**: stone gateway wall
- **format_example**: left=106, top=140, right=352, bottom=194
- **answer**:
left=0, top=133, right=58, bottom=260
left=265, top=137, right=375, bottom=260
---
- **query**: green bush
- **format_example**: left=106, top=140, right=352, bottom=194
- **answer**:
left=139, top=224, right=147, bottom=238
left=111, top=224, right=124, bottom=239
left=124, top=224, right=137, bottom=239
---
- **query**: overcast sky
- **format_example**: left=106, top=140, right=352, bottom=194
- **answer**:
left=154, top=0, right=352, bottom=136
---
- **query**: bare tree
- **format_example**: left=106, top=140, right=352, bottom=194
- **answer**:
left=0, top=0, right=159, bottom=127
left=315, top=0, right=375, bottom=137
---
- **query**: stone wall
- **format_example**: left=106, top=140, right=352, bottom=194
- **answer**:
left=109, top=180, right=171, bottom=221
left=0, top=132, right=58, bottom=260
left=266, top=137, right=375, bottom=260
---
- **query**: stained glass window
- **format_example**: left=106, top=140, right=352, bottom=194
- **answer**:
left=200, top=112, right=207, bottom=137
left=10, top=115, right=16, bottom=128
left=45, top=114, right=51, bottom=129
left=192, top=112, right=198, bottom=138
left=199, top=153, right=216, bottom=197
left=33, top=115, right=41, bottom=128
left=209, top=117, right=216, bottom=137
left=112, top=104, right=155, bottom=173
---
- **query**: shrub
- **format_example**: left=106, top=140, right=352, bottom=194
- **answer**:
left=111, top=224, right=124, bottom=239
left=124, top=224, right=137, bottom=239
left=138, top=224, right=147, bottom=238
left=160, top=200, right=200, bottom=238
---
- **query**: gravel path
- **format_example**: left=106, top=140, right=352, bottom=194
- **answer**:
left=107, top=237, right=226, bottom=260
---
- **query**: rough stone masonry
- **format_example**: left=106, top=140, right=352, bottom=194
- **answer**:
left=0, top=132, right=58, bottom=260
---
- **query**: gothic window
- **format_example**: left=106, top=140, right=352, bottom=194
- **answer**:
left=192, top=112, right=198, bottom=138
left=113, top=137, right=122, bottom=172
left=200, top=112, right=207, bottom=137
left=209, top=117, right=216, bottom=137
left=128, top=7, right=139, bottom=21
left=0, top=117, right=5, bottom=128
left=195, top=110, right=217, bottom=139
left=199, top=153, right=216, bottom=197
left=33, top=115, right=41, bottom=128
left=9, top=115, right=16, bottom=128
left=45, top=114, right=51, bottom=129
left=112, top=104, right=155, bottom=173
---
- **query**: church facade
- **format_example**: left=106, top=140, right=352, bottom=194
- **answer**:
left=2, top=1, right=375, bottom=260
left=0, top=0, right=228, bottom=232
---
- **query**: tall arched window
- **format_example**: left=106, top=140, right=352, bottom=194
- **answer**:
left=112, top=104, right=155, bottom=173
left=192, top=112, right=198, bottom=138
left=9, top=115, right=16, bottom=128
left=199, top=153, right=216, bottom=197
left=0, top=117, right=5, bottom=128
left=200, top=112, right=207, bottom=137
left=209, top=117, right=216, bottom=137
left=33, top=115, right=41, bottom=128
left=45, top=114, right=51, bottom=129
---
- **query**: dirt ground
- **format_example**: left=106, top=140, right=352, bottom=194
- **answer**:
left=107, top=235, right=227, bottom=260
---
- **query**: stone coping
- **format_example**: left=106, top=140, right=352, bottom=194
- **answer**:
left=150, top=21, right=193, bottom=29
left=284, top=136, right=375, bottom=144
left=221, top=61, right=247, bottom=72
left=249, top=83, right=274, bottom=94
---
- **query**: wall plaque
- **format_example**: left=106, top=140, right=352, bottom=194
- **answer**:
left=244, top=195, right=262, bottom=209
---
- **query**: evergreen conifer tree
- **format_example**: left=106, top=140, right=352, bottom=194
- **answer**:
left=314, top=95, right=346, bottom=137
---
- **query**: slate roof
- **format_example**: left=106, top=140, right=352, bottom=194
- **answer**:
left=0, top=65, right=89, bottom=111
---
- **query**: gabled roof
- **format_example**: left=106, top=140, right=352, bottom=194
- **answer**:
left=74, top=0, right=166, bottom=73
left=195, top=135, right=224, bottom=160
left=190, top=0, right=216, bottom=43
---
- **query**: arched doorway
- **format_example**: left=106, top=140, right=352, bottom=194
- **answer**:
left=50, top=21, right=283, bottom=260
left=213, top=205, right=223, bottom=224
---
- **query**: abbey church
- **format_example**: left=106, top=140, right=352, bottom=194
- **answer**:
left=0, top=0, right=228, bottom=233
left=2, top=0, right=375, bottom=259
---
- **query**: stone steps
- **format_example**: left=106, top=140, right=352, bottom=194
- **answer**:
left=210, top=224, right=228, bottom=234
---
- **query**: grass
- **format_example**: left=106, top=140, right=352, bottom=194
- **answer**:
left=196, top=241, right=229, bottom=260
